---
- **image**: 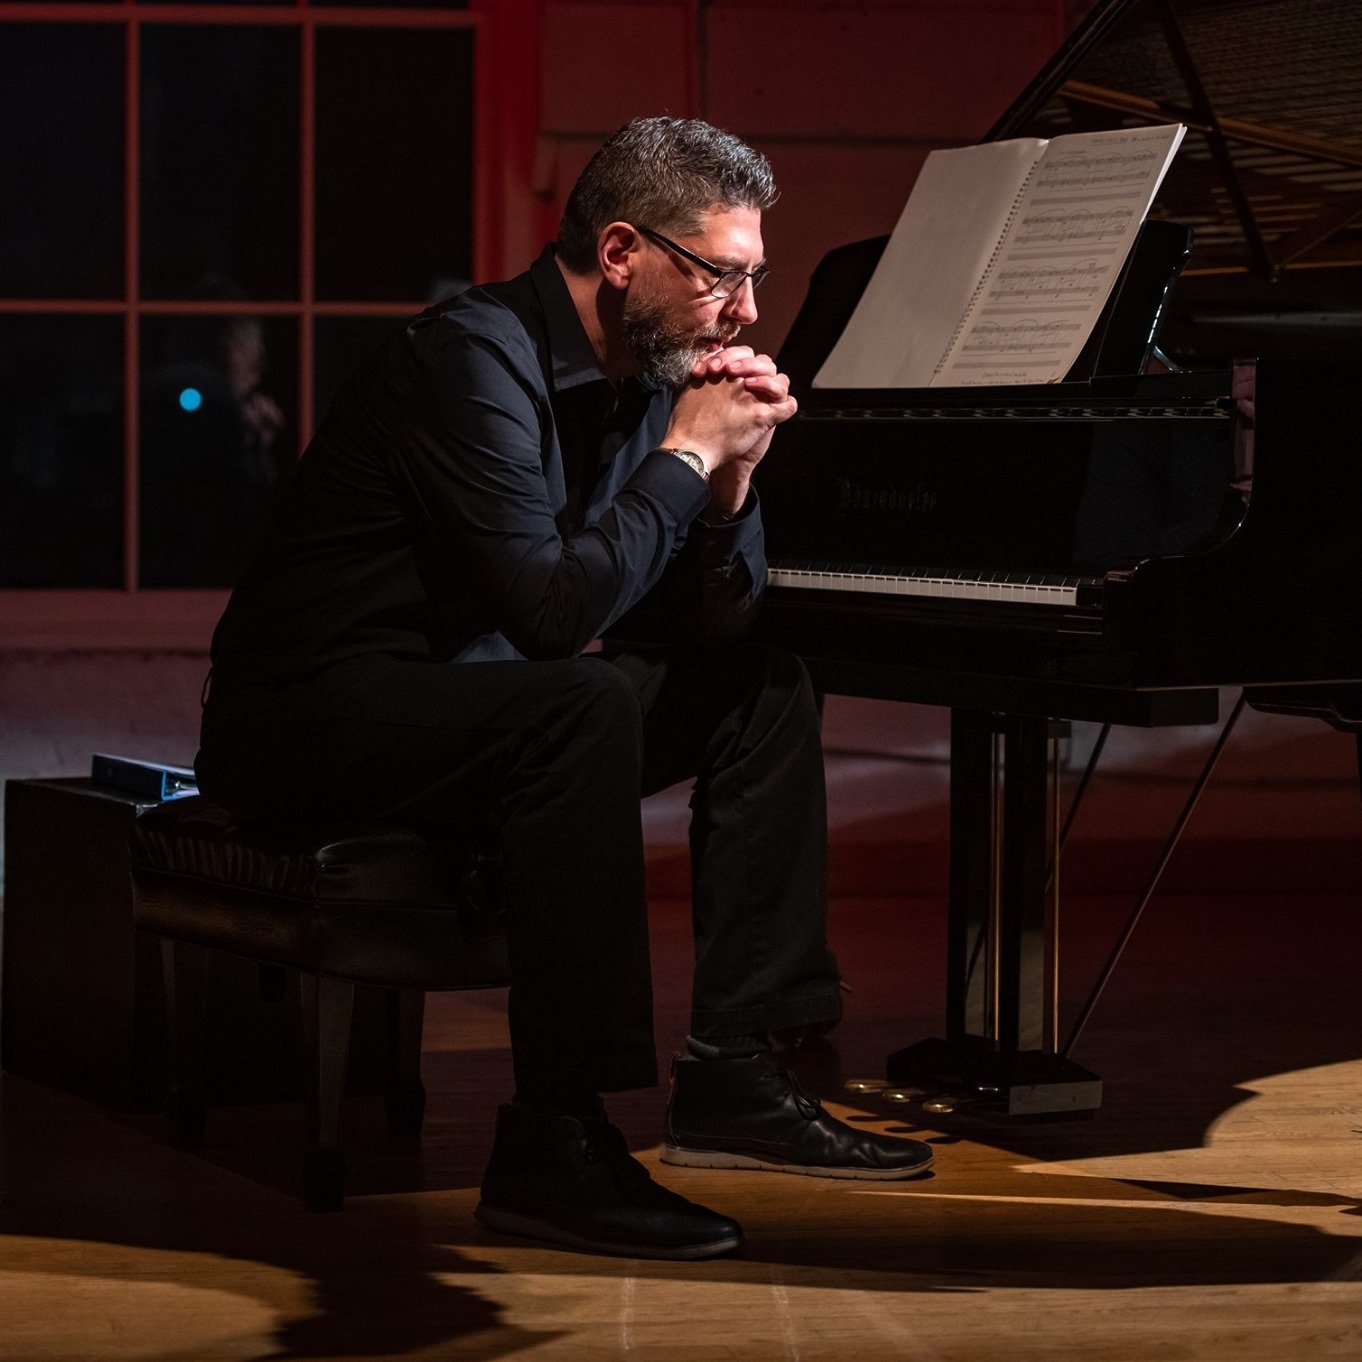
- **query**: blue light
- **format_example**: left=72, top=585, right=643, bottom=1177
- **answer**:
left=178, top=387, right=203, bottom=412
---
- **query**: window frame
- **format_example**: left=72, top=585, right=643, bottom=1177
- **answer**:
left=0, top=0, right=489, bottom=649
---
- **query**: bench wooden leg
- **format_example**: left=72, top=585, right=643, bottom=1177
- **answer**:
left=385, top=988, right=427, bottom=1137
left=300, top=973, right=353, bottom=1212
left=161, top=939, right=209, bottom=1150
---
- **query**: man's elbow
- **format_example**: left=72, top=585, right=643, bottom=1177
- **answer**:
left=499, top=607, right=599, bottom=662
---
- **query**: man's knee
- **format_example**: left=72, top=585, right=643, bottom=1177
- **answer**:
left=499, top=658, right=647, bottom=822
left=709, top=641, right=820, bottom=729
left=524, top=657, right=644, bottom=754
left=750, top=642, right=816, bottom=705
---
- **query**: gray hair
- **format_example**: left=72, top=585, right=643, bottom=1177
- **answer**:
left=557, top=116, right=777, bottom=272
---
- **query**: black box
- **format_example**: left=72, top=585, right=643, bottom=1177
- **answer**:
left=2, top=778, right=388, bottom=1109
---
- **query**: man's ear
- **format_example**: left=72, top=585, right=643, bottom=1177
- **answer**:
left=598, top=221, right=642, bottom=293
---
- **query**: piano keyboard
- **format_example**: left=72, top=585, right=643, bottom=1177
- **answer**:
left=767, top=563, right=1104, bottom=608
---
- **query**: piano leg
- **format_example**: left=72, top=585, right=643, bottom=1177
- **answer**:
left=888, top=708, right=1103, bottom=1119
left=995, top=711, right=1048, bottom=1054
left=945, top=707, right=996, bottom=1042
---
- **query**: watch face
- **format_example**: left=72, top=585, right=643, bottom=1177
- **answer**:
left=673, top=449, right=707, bottom=480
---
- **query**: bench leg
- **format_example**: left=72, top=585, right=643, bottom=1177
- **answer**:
left=300, top=973, right=354, bottom=1212
left=161, top=939, right=209, bottom=1150
left=385, top=988, right=427, bottom=1137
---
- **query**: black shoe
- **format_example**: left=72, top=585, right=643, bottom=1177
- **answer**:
left=663, top=1052, right=934, bottom=1180
left=475, top=1102, right=743, bottom=1260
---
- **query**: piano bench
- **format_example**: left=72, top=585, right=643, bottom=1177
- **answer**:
left=128, top=796, right=511, bottom=1211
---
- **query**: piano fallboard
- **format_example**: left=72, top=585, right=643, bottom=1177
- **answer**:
left=758, top=359, right=1362, bottom=690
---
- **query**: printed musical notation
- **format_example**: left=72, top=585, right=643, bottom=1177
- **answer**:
left=992, top=259, right=1104, bottom=303
left=815, top=122, right=1186, bottom=389
left=931, top=125, right=1186, bottom=386
left=956, top=317, right=1084, bottom=357
left=1014, top=206, right=1133, bottom=247
left=1033, top=147, right=1164, bottom=194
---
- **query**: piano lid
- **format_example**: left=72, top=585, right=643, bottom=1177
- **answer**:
left=988, top=0, right=1362, bottom=283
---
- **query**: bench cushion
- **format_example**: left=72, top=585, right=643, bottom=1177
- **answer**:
left=130, top=797, right=511, bottom=990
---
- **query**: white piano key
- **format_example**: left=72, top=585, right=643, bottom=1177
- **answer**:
left=767, top=564, right=1089, bottom=608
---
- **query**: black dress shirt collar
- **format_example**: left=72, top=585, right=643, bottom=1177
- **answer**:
left=529, top=245, right=608, bottom=395
left=529, top=244, right=664, bottom=401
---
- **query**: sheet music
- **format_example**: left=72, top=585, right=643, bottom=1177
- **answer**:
left=813, top=124, right=1186, bottom=389
left=812, top=139, right=1042, bottom=390
left=933, top=125, right=1186, bottom=385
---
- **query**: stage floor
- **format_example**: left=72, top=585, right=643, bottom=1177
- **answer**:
left=1, top=875, right=1360, bottom=1361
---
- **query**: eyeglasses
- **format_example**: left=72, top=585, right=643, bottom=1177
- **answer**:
left=638, top=226, right=769, bottom=300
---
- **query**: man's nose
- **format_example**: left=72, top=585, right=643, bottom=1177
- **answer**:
left=721, top=278, right=759, bottom=326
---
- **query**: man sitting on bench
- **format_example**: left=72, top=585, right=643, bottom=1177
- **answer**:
left=197, top=115, right=933, bottom=1262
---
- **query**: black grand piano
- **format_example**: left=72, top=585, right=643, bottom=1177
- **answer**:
left=760, top=0, right=1362, bottom=1116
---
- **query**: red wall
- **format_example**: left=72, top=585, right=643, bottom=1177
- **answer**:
left=478, top=0, right=1070, bottom=354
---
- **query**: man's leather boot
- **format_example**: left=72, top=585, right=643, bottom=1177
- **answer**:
left=476, top=1102, right=743, bottom=1260
left=663, top=1051, right=935, bottom=1179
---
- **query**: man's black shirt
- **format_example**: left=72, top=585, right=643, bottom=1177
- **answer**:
left=210, top=246, right=765, bottom=684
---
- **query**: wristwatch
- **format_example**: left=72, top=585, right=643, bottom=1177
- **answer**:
left=657, top=447, right=709, bottom=483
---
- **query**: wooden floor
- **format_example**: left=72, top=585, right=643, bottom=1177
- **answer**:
left=1, top=863, right=1360, bottom=1361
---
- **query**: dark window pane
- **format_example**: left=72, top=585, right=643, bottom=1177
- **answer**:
left=0, top=317, right=123, bottom=587
left=140, top=26, right=300, bottom=300
left=315, top=28, right=474, bottom=301
left=139, top=312, right=297, bottom=587
left=0, top=26, right=124, bottom=299
left=312, top=314, right=409, bottom=431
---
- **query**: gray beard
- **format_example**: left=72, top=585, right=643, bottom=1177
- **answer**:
left=622, top=293, right=730, bottom=389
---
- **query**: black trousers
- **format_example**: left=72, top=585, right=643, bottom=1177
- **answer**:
left=197, top=642, right=839, bottom=1094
